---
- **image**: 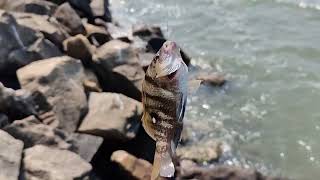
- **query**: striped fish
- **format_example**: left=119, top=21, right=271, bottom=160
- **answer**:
left=141, top=41, right=188, bottom=180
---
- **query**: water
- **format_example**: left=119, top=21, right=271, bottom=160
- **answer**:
left=109, top=0, right=320, bottom=179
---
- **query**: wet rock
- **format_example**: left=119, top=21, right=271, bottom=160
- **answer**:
left=0, top=113, right=9, bottom=128
left=177, top=141, right=222, bottom=163
left=78, top=92, right=142, bottom=139
left=22, top=145, right=92, bottom=180
left=0, top=130, right=23, bottom=180
left=147, top=37, right=191, bottom=66
left=69, top=133, right=103, bottom=162
left=84, top=21, right=112, bottom=46
left=111, top=150, right=152, bottom=180
left=53, top=2, right=85, bottom=36
left=93, top=39, right=138, bottom=69
left=4, top=116, right=72, bottom=149
left=0, top=0, right=58, bottom=15
left=196, top=72, right=226, bottom=87
left=113, top=63, right=145, bottom=92
left=0, top=11, right=62, bottom=75
left=132, top=24, right=164, bottom=40
left=63, top=34, right=95, bottom=63
left=177, top=165, right=276, bottom=180
left=17, top=56, right=88, bottom=132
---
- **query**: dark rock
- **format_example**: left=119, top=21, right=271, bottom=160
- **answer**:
left=132, top=24, right=164, bottom=40
left=78, top=92, right=142, bottom=139
left=0, top=82, right=39, bottom=121
left=53, top=2, right=85, bottom=36
left=147, top=37, right=191, bottom=66
left=196, top=72, right=226, bottom=87
left=22, top=145, right=92, bottom=180
left=17, top=56, right=88, bottom=132
left=0, top=0, right=58, bottom=15
left=44, top=0, right=66, bottom=5
left=63, top=34, right=95, bottom=62
left=0, top=11, right=62, bottom=75
left=84, top=21, right=112, bottom=46
left=0, top=113, right=9, bottom=128
left=111, top=150, right=152, bottom=180
left=0, top=129, right=23, bottom=180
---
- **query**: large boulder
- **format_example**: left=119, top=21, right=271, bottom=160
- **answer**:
left=89, top=0, right=111, bottom=22
left=113, top=63, right=145, bottom=92
left=0, top=130, right=23, bottom=180
left=111, top=150, right=152, bottom=180
left=0, top=11, right=62, bottom=75
left=83, top=21, right=112, bottom=46
left=22, top=145, right=92, bottom=180
left=78, top=92, right=142, bottom=139
left=53, top=2, right=85, bottom=36
left=0, top=0, right=58, bottom=15
left=17, top=56, right=88, bottom=132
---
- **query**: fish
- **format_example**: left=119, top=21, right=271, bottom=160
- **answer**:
left=141, top=41, right=188, bottom=180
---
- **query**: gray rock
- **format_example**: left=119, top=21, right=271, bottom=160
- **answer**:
left=53, top=2, right=85, bottom=36
left=69, top=133, right=103, bottom=162
left=0, top=0, right=58, bottom=15
left=113, top=63, right=145, bottom=92
left=0, top=130, right=23, bottom=180
left=0, top=11, right=62, bottom=75
left=83, top=21, right=111, bottom=46
left=17, top=56, right=88, bottom=132
left=22, top=145, right=92, bottom=180
left=89, top=0, right=111, bottom=22
left=93, top=39, right=138, bottom=70
left=78, top=92, right=142, bottom=139
left=4, top=116, right=72, bottom=149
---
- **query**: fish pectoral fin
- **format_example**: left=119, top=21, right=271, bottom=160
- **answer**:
left=151, top=142, right=175, bottom=180
left=142, top=111, right=156, bottom=141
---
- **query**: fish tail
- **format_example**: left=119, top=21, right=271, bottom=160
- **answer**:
left=151, top=141, right=175, bottom=180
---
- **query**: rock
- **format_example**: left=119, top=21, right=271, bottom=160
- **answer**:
left=0, top=82, right=40, bottom=121
left=68, top=133, right=103, bottom=162
left=147, top=37, right=191, bottom=66
left=0, top=113, right=9, bottom=128
left=0, top=130, right=23, bottom=180
left=63, top=34, right=95, bottom=63
left=132, top=24, right=163, bottom=40
left=4, top=116, right=72, bottom=149
left=53, top=2, right=85, bottom=36
left=93, top=39, right=138, bottom=69
left=177, top=140, right=222, bottom=163
left=177, top=165, right=279, bottom=180
left=17, top=56, right=88, bottom=132
left=196, top=72, right=226, bottom=86
left=22, top=145, right=92, bottom=180
left=137, top=52, right=154, bottom=71
left=90, top=0, right=111, bottom=22
left=105, top=22, right=131, bottom=40
left=84, top=21, right=111, bottom=46
left=113, top=63, right=145, bottom=92
left=188, top=79, right=202, bottom=95
left=6, top=10, right=69, bottom=48
left=0, top=0, right=58, bottom=15
left=111, top=150, right=152, bottom=180
left=83, top=68, right=102, bottom=93
left=44, top=0, right=66, bottom=5
left=0, top=11, right=62, bottom=75
left=78, top=92, right=142, bottom=139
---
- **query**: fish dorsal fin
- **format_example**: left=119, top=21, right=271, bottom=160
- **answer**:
left=141, top=111, right=156, bottom=141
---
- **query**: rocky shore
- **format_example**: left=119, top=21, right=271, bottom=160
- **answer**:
left=0, top=0, right=284, bottom=180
